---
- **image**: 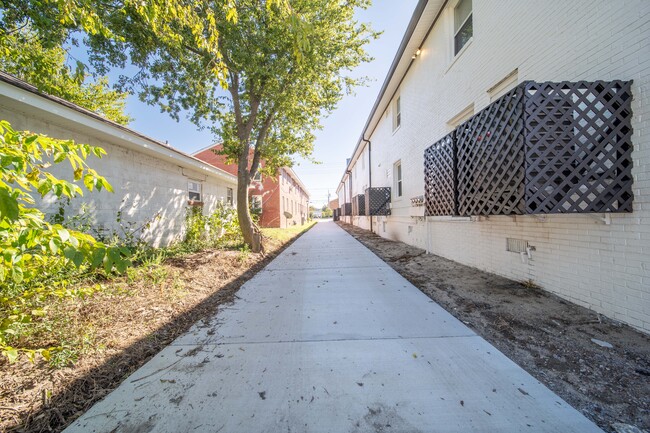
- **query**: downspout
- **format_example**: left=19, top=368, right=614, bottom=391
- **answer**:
left=361, top=138, right=372, bottom=233
left=342, top=180, right=346, bottom=218
left=347, top=170, right=352, bottom=222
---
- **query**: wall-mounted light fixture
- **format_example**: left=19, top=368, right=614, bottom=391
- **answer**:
left=412, top=48, right=422, bottom=59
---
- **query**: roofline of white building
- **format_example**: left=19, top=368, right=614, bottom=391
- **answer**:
left=0, top=72, right=238, bottom=184
left=283, top=166, right=310, bottom=199
left=336, top=0, right=447, bottom=195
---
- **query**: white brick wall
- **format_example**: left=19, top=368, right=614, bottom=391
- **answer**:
left=0, top=90, right=237, bottom=248
left=347, top=0, right=650, bottom=332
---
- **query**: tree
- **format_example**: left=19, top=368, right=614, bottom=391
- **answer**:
left=0, top=30, right=131, bottom=124
left=1, top=0, right=376, bottom=251
left=211, top=1, right=376, bottom=250
left=321, top=205, right=333, bottom=218
left=81, top=0, right=375, bottom=251
left=0, top=0, right=285, bottom=122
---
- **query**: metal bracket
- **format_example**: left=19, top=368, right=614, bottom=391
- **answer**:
left=589, top=213, right=611, bottom=225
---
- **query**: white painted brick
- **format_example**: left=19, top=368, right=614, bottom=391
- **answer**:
left=344, top=0, right=650, bottom=333
left=0, top=100, right=237, bottom=247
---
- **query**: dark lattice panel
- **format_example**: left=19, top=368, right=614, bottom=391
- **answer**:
left=365, top=187, right=391, bottom=216
left=352, top=194, right=366, bottom=216
left=523, top=81, right=634, bottom=213
left=424, top=132, right=457, bottom=216
left=341, top=203, right=352, bottom=216
left=333, top=208, right=339, bottom=221
left=456, top=85, right=527, bottom=216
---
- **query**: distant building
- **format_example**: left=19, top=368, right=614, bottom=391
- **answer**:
left=194, top=144, right=310, bottom=228
left=0, top=72, right=237, bottom=247
left=329, top=198, right=339, bottom=210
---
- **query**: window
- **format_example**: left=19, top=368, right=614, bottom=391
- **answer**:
left=454, top=0, right=473, bottom=55
left=394, top=161, right=402, bottom=198
left=252, top=171, right=262, bottom=182
left=392, top=95, right=401, bottom=131
left=188, top=181, right=202, bottom=202
left=226, top=187, right=233, bottom=206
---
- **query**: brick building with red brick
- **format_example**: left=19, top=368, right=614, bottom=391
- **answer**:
left=193, top=144, right=310, bottom=228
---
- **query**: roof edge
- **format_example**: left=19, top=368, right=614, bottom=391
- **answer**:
left=336, top=0, right=429, bottom=188
left=0, top=71, right=237, bottom=182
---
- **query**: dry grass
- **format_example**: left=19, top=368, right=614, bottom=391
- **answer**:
left=0, top=224, right=313, bottom=432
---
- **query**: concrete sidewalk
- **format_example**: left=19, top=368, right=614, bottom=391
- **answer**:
left=65, top=222, right=603, bottom=433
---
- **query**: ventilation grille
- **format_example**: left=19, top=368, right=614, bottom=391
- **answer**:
left=506, top=238, right=529, bottom=253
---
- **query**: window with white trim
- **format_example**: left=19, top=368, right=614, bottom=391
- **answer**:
left=394, top=161, right=402, bottom=198
left=252, top=171, right=262, bottom=182
left=226, top=187, right=233, bottom=206
left=454, top=0, right=473, bottom=55
left=392, top=95, right=401, bottom=132
left=188, top=181, right=202, bottom=202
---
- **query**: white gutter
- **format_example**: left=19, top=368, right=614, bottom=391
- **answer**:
left=337, top=0, right=446, bottom=184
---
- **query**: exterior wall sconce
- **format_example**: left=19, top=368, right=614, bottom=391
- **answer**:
left=412, top=48, right=422, bottom=59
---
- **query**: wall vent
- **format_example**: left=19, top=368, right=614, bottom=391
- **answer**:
left=506, top=238, right=529, bottom=253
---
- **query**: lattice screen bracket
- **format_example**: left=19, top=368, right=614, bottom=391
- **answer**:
left=589, top=213, right=612, bottom=225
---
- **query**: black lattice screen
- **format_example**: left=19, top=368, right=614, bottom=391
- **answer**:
left=424, top=80, right=633, bottom=216
left=342, top=203, right=352, bottom=216
left=365, top=187, right=391, bottom=216
left=523, top=81, right=634, bottom=213
left=333, top=208, right=339, bottom=221
left=456, top=85, right=527, bottom=216
left=352, top=194, right=365, bottom=216
left=424, top=132, right=457, bottom=216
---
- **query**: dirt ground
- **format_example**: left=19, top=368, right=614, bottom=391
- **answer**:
left=0, top=230, right=308, bottom=433
left=338, top=222, right=650, bottom=433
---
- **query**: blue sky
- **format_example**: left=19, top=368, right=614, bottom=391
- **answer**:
left=114, top=0, right=419, bottom=207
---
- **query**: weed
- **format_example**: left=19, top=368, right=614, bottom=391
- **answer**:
left=49, top=346, right=79, bottom=368
left=521, top=279, right=541, bottom=290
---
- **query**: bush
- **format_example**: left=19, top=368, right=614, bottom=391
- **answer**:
left=183, top=203, right=243, bottom=251
left=0, top=120, right=129, bottom=362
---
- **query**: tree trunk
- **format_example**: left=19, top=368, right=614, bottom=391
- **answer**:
left=236, top=153, right=261, bottom=252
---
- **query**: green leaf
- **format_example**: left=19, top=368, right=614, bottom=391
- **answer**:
left=3, top=348, right=19, bottom=363
left=0, top=188, right=19, bottom=221
left=11, top=267, right=23, bottom=283
left=64, top=246, right=77, bottom=261
left=83, top=173, right=95, bottom=191
left=114, top=258, right=128, bottom=274
left=41, top=349, right=51, bottom=361
left=49, top=239, right=59, bottom=254
left=57, top=228, right=70, bottom=242
left=91, top=247, right=105, bottom=268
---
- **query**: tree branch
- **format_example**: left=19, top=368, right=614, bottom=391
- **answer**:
left=249, top=110, right=275, bottom=179
left=228, top=72, right=243, bottom=130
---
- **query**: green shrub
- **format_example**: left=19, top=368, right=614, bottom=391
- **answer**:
left=0, top=120, right=129, bottom=362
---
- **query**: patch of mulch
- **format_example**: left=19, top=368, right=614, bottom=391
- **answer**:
left=0, top=231, right=308, bottom=433
left=338, top=221, right=650, bottom=433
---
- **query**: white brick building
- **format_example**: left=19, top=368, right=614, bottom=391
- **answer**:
left=337, top=0, right=650, bottom=332
left=0, top=73, right=238, bottom=247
